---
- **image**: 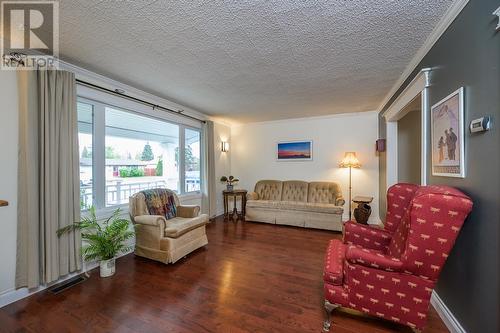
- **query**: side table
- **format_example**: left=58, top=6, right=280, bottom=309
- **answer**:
left=352, top=196, right=373, bottom=225
left=223, top=190, right=247, bottom=220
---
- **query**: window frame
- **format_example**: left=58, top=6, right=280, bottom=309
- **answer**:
left=77, top=88, right=203, bottom=214
left=183, top=126, right=202, bottom=194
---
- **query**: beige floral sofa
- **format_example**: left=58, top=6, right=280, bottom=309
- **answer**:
left=246, top=180, right=345, bottom=231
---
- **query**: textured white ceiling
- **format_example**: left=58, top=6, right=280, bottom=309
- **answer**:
left=59, top=0, right=454, bottom=123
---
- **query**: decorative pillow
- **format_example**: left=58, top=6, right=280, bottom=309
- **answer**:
left=142, top=189, right=177, bottom=220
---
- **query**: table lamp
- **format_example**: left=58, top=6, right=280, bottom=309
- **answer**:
left=339, top=152, right=361, bottom=221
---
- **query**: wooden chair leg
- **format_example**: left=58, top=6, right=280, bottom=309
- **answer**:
left=323, top=300, right=339, bottom=332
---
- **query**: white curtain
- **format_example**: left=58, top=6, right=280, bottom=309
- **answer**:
left=16, top=70, right=81, bottom=289
left=201, top=120, right=216, bottom=218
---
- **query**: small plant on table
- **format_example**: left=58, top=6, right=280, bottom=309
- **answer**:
left=220, top=175, right=239, bottom=191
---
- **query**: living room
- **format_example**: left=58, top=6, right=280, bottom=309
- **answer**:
left=0, top=0, right=498, bottom=332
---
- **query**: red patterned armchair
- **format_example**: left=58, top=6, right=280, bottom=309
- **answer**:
left=343, top=183, right=419, bottom=251
left=323, top=185, right=473, bottom=332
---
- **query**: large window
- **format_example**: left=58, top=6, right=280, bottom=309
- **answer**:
left=78, top=102, right=94, bottom=210
left=77, top=96, right=202, bottom=210
left=184, top=128, right=201, bottom=192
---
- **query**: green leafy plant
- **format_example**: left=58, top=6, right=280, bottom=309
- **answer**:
left=129, top=167, right=145, bottom=177
left=156, top=156, right=163, bottom=176
left=81, top=146, right=91, bottom=158
left=119, top=167, right=145, bottom=178
left=141, top=143, right=155, bottom=161
left=119, top=168, right=130, bottom=177
left=175, top=146, right=200, bottom=171
left=57, top=207, right=136, bottom=262
left=220, top=175, right=239, bottom=185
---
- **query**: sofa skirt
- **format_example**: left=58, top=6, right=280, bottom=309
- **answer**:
left=135, top=226, right=208, bottom=264
left=246, top=207, right=342, bottom=232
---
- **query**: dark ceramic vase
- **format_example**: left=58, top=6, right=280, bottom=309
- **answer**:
left=354, top=203, right=371, bottom=224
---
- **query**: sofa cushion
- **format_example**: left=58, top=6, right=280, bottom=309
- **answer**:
left=308, top=182, right=343, bottom=204
left=164, top=215, right=208, bottom=238
left=324, top=239, right=346, bottom=285
left=278, top=201, right=343, bottom=214
left=254, top=180, right=283, bottom=201
left=282, top=181, right=308, bottom=202
left=246, top=200, right=280, bottom=209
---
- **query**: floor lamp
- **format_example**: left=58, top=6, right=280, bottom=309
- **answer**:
left=339, top=152, right=361, bottom=221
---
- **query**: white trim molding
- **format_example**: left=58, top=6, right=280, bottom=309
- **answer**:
left=386, top=121, right=398, bottom=188
left=59, top=60, right=208, bottom=123
left=382, top=69, right=431, bottom=121
left=232, top=110, right=379, bottom=127
left=377, top=0, right=469, bottom=113
left=384, top=69, right=431, bottom=188
left=431, top=291, right=467, bottom=333
left=493, top=6, right=500, bottom=31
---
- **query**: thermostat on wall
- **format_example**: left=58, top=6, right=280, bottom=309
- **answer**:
left=469, top=116, right=490, bottom=133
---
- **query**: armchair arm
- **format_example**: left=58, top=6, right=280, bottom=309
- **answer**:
left=177, top=205, right=200, bottom=218
left=335, top=196, right=346, bottom=206
left=247, top=192, right=259, bottom=200
left=343, top=221, right=391, bottom=251
left=133, top=215, right=168, bottom=226
left=346, top=246, right=403, bottom=272
left=132, top=215, right=167, bottom=249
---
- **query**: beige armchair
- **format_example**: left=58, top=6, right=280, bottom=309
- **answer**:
left=129, top=190, right=208, bottom=264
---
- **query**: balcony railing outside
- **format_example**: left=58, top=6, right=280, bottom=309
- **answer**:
left=80, top=177, right=200, bottom=209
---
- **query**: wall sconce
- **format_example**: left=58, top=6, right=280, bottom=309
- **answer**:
left=221, top=141, right=229, bottom=152
left=376, top=139, right=386, bottom=152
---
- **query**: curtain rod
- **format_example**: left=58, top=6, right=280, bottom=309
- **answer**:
left=75, top=79, right=206, bottom=123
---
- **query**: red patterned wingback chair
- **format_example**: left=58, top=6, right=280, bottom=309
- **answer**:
left=343, top=183, right=419, bottom=251
left=323, top=185, right=473, bottom=332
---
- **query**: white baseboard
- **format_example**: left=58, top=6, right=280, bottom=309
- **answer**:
left=0, top=249, right=133, bottom=308
left=431, top=291, right=466, bottom=333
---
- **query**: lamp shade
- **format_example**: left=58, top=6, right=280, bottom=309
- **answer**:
left=339, top=152, right=361, bottom=168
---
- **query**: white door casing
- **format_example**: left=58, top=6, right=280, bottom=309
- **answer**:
left=383, top=68, right=431, bottom=188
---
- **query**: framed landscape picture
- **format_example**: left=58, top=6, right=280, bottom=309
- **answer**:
left=277, top=140, right=313, bottom=161
left=431, top=87, right=465, bottom=178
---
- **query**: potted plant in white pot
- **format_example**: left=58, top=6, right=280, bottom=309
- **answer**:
left=58, top=207, right=136, bottom=278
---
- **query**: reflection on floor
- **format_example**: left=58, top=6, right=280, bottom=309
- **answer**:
left=0, top=216, right=449, bottom=332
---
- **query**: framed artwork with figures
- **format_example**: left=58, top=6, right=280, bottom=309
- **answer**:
left=431, top=87, right=465, bottom=178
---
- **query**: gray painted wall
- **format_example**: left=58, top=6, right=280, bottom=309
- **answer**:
left=378, top=0, right=499, bottom=331
left=397, top=109, right=421, bottom=184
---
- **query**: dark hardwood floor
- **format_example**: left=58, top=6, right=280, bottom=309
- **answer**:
left=0, top=217, right=449, bottom=333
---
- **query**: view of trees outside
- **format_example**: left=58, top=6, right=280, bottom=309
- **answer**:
left=78, top=102, right=93, bottom=210
left=140, top=143, right=154, bottom=161
left=104, top=135, right=179, bottom=206
left=185, top=128, right=201, bottom=192
left=78, top=102, right=201, bottom=209
left=175, top=146, right=200, bottom=171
